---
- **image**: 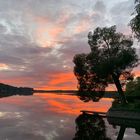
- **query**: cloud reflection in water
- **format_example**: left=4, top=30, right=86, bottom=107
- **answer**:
left=0, top=93, right=139, bottom=140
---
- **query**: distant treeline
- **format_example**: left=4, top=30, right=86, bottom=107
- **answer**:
left=0, top=83, right=34, bottom=98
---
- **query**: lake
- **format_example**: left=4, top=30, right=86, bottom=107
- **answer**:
left=0, top=92, right=140, bottom=140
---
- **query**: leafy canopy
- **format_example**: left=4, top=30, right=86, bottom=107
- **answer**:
left=88, top=26, right=138, bottom=78
left=126, top=77, right=140, bottom=95
left=73, top=26, right=138, bottom=93
left=130, top=0, right=140, bottom=40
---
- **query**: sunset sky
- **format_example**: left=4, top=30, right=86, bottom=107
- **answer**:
left=0, top=0, right=139, bottom=90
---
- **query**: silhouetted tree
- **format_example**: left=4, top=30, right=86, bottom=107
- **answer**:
left=73, top=53, right=107, bottom=102
left=73, top=54, right=107, bottom=92
left=130, top=0, right=140, bottom=40
left=73, top=26, right=138, bottom=104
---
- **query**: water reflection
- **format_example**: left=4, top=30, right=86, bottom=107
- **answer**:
left=0, top=92, right=140, bottom=139
left=74, top=91, right=140, bottom=139
left=74, top=111, right=140, bottom=140
left=73, top=112, right=111, bottom=140
left=0, top=92, right=33, bottom=98
left=0, top=93, right=111, bottom=140
left=107, top=116, right=140, bottom=140
left=77, top=91, right=105, bottom=102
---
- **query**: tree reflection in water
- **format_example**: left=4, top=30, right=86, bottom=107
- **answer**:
left=76, top=91, right=105, bottom=102
left=108, top=116, right=140, bottom=140
left=73, top=112, right=111, bottom=140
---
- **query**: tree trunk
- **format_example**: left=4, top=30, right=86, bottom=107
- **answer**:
left=117, top=126, right=126, bottom=140
left=112, top=73, right=127, bottom=104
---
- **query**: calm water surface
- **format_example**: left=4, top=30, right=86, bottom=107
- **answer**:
left=0, top=93, right=139, bottom=140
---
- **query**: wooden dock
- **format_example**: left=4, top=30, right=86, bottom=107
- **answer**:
left=80, top=110, right=107, bottom=117
left=107, top=110, right=140, bottom=120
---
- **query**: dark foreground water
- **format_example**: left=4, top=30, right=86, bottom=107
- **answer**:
left=0, top=93, right=140, bottom=140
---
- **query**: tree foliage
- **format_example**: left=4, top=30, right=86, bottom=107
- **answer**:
left=73, top=54, right=107, bottom=92
left=130, top=0, right=140, bottom=40
left=126, top=77, right=140, bottom=95
left=87, top=26, right=138, bottom=77
left=73, top=26, right=138, bottom=104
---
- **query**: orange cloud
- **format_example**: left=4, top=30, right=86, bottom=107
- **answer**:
left=36, top=69, right=140, bottom=91
left=35, top=24, right=65, bottom=47
left=49, top=72, right=75, bottom=85
left=32, top=15, right=66, bottom=47
left=2, top=69, right=140, bottom=91
left=36, top=72, right=77, bottom=90
left=48, top=26, right=64, bottom=38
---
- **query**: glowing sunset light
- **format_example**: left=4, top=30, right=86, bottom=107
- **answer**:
left=34, top=22, right=65, bottom=47
left=36, top=72, right=77, bottom=90
left=0, top=1, right=140, bottom=140
left=0, top=92, right=113, bottom=115
left=0, top=0, right=139, bottom=90
left=48, top=72, right=75, bottom=85
left=133, top=69, right=140, bottom=77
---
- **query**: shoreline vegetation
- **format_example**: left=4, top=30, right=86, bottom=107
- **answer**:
left=0, top=85, right=118, bottom=98
left=0, top=83, right=34, bottom=98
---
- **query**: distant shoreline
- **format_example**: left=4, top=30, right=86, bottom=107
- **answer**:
left=34, top=90, right=78, bottom=93
left=34, top=90, right=119, bottom=98
left=1, top=83, right=137, bottom=99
